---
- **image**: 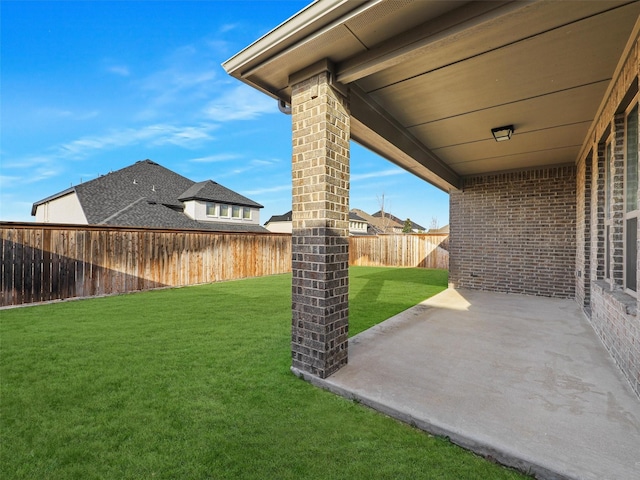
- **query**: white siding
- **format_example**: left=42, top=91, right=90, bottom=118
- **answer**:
left=183, top=200, right=197, bottom=220
left=265, top=221, right=292, bottom=233
left=190, top=200, right=261, bottom=225
left=35, top=193, right=87, bottom=224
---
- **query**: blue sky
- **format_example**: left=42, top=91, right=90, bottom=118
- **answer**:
left=1, top=0, right=449, bottom=229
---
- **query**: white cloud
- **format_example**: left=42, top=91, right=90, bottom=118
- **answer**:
left=351, top=169, right=406, bottom=182
left=3, top=155, right=53, bottom=169
left=0, top=164, right=62, bottom=186
left=0, top=175, right=21, bottom=187
left=27, top=167, right=63, bottom=184
left=131, top=41, right=222, bottom=121
left=219, top=23, right=238, bottom=33
left=250, top=158, right=280, bottom=167
left=3, top=123, right=218, bottom=181
left=153, top=125, right=215, bottom=147
left=138, top=44, right=217, bottom=96
left=245, top=184, right=291, bottom=195
left=189, top=153, right=242, bottom=163
left=107, top=65, right=130, bottom=77
left=142, top=69, right=217, bottom=96
left=36, top=108, right=99, bottom=121
left=135, top=68, right=218, bottom=121
left=58, top=123, right=217, bottom=159
left=203, top=85, right=277, bottom=121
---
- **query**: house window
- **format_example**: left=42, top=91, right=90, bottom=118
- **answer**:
left=206, top=203, right=217, bottom=217
left=232, top=205, right=241, bottom=218
left=624, top=100, right=638, bottom=294
left=220, top=204, right=230, bottom=217
left=243, top=208, right=251, bottom=220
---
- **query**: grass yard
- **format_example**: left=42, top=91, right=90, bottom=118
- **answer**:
left=1, top=266, right=528, bottom=479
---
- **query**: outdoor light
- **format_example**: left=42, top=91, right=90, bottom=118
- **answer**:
left=491, top=125, right=514, bottom=142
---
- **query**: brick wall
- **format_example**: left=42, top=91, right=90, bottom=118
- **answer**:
left=578, top=32, right=639, bottom=398
left=591, top=282, right=639, bottom=395
left=576, top=152, right=592, bottom=311
left=290, top=70, right=350, bottom=378
left=450, top=166, right=576, bottom=298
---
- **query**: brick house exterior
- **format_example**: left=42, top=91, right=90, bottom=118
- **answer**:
left=574, top=40, right=640, bottom=396
left=225, top=1, right=640, bottom=397
left=449, top=167, right=577, bottom=298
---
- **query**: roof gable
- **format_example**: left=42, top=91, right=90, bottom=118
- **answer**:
left=31, top=187, right=77, bottom=215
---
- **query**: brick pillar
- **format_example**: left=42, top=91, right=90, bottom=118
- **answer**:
left=290, top=68, right=350, bottom=378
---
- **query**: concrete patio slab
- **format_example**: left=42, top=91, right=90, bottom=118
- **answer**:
left=293, top=288, right=640, bottom=480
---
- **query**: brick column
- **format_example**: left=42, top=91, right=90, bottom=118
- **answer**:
left=290, top=67, right=350, bottom=378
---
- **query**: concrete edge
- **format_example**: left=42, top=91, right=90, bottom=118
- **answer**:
left=291, top=366, right=576, bottom=480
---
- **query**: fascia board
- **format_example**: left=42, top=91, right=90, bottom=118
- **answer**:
left=222, top=0, right=369, bottom=77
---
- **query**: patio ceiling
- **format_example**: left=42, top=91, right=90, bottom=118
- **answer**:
left=223, top=0, right=640, bottom=191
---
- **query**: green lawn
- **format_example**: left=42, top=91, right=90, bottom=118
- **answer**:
left=1, top=266, right=528, bottom=479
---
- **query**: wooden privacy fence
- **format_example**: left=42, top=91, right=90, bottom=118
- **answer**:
left=1, top=224, right=291, bottom=307
left=350, top=233, right=449, bottom=269
left=1, top=224, right=448, bottom=307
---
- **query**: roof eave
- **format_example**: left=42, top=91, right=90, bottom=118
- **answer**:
left=31, top=187, right=77, bottom=216
left=180, top=196, right=263, bottom=209
left=222, top=0, right=368, bottom=83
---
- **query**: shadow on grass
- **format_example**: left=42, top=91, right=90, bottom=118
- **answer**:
left=348, top=267, right=448, bottom=336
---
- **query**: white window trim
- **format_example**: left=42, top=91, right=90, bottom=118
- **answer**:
left=219, top=204, right=231, bottom=218
left=206, top=202, right=218, bottom=217
left=242, top=207, right=252, bottom=220
left=232, top=205, right=242, bottom=219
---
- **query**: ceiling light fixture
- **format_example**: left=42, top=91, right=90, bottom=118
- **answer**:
left=491, top=125, right=514, bottom=142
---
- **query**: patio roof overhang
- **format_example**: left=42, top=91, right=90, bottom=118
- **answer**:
left=223, top=0, right=640, bottom=192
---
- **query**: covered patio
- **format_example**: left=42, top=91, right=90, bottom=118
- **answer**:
left=224, top=1, right=640, bottom=477
left=295, top=289, right=640, bottom=480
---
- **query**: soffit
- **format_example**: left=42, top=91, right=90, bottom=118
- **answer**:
left=239, top=0, right=467, bottom=98
left=224, top=0, right=640, bottom=191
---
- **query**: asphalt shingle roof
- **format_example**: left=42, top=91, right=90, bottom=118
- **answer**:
left=349, top=211, right=367, bottom=222
left=371, top=210, right=426, bottom=231
left=32, top=159, right=268, bottom=232
left=72, top=160, right=194, bottom=223
left=179, top=180, right=263, bottom=208
left=265, top=210, right=292, bottom=224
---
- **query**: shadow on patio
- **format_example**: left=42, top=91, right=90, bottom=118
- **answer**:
left=295, top=289, right=640, bottom=480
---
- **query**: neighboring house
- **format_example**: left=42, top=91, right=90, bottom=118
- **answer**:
left=348, top=211, right=370, bottom=235
left=32, top=159, right=268, bottom=232
left=371, top=211, right=426, bottom=233
left=427, top=224, right=449, bottom=235
left=224, top=0, right=640, bottom=397
left=349, top=209, right=389, bottom=234
left=265, top=209, right=375, bottom=235
left=350, top=208, right=424, bottom=234
left=264, top=211, right=292, bottom=233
